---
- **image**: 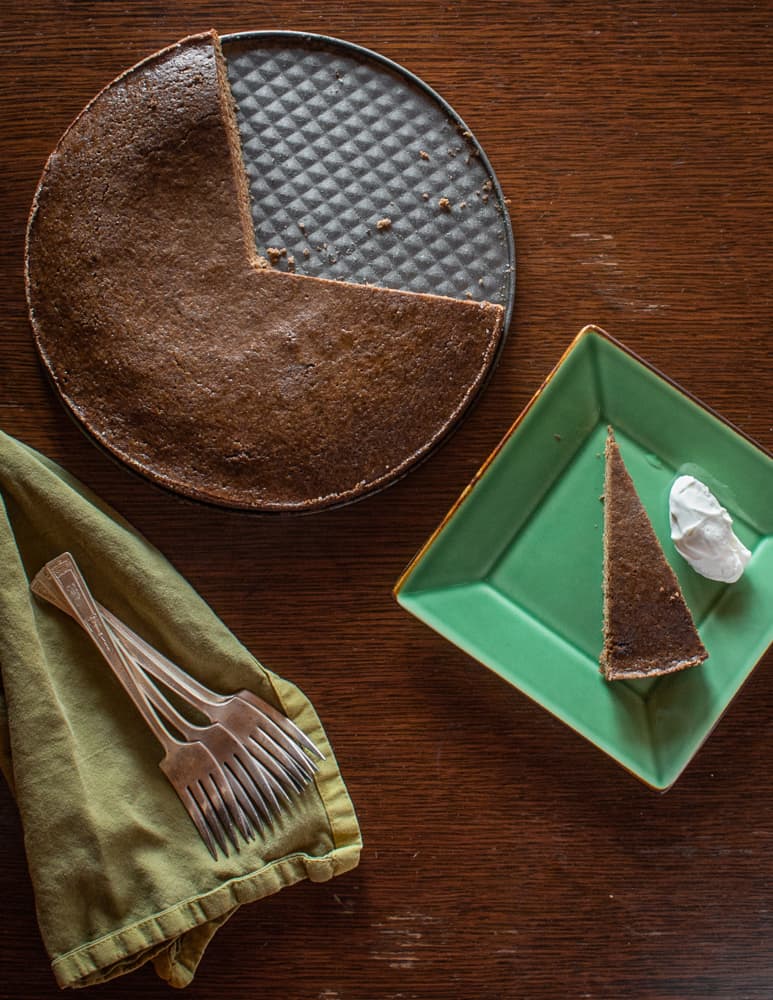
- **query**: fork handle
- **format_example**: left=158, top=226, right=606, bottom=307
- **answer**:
left=33, top=559, right=323, bottom=760
left=32, top=569, right=222, bottom=713
left=106, top=612, right=226, bottom=711
left=35, top=554, right=178, bottom=753
left=30, top=569, right=205, bottom=741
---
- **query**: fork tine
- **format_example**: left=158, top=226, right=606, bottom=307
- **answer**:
left=241, top=736, right=307, bottom=797
left=262, top=728, right=318, bottom=781
left=257, top=749, right=306, bottom=795
left=244, top=707, right=322, bottom=777
left=233, top=748, right=289, bottom=816
left=257, top=753, right=305, bottom=795
left=180, top=786, right=218, bottom=860
left=227, top=753, right=283, bottom=824
left=241, top=694, right=325, bottom=760
left=239, top=709, right=317, bottom=778
left=248, top=728, right=315, bottom=789
left=223, top=760, right=266, bottom=831
left=200, top=773, right=241, bottom=851
left=274, top=717, right=325, bottom=761
left=208, top=765, right=253, bottom=844
left=237, top=723, right=311, bottom=791
left=190, top=781, right=230, bottom=856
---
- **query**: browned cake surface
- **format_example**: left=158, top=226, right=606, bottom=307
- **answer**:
left=25, top=31, right=505, bottom=511
left=600, top=428, right=708, bottom=680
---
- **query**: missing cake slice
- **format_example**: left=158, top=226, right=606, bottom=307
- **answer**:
left=600, top=428, right=708, bottom=680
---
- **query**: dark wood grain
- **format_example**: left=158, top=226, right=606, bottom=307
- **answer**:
left=1, top=2, right=771, bottom=997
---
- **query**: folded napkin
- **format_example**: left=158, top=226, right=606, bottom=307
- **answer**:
left=0, top=430, right=361, bottom=989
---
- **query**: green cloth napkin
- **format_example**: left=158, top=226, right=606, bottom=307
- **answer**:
left=0, top=430, right=361, bottom=989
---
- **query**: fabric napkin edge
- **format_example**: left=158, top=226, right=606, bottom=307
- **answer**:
left=52, top=841, right=361, bottom=989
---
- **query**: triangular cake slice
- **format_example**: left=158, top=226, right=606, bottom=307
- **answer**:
left=600, top=428, right=708, bottom=680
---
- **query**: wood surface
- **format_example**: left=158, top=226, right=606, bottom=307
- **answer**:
left=0, top=2, right=771, bottom=997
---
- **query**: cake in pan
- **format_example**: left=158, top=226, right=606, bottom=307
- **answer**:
left=25, top=31, right=505, bottom=511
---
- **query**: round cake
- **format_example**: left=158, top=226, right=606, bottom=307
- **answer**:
left=25, top=31, right=506, bottom=511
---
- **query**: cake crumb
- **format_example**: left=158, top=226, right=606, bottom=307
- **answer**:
left=376, top=217, right=392, bottom=231
left=303, top=247, right=311, bottom=257
left=266, top=246, right=287, bottom=265
left=419, top=149, right=430, bottom=160
left=438, top=197, right=451, bottom=211
left=422, top=192, right=430, bottom=200
left=287, top=256, right=295, bottom=271
left=459, top=200, right=467, bottom=209
left=553, top=433, right=562, bottom=442
left=298, top=221, right=306, bottom=232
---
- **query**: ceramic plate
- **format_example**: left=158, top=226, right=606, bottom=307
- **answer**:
left=394, top=325, right=773, bottom=790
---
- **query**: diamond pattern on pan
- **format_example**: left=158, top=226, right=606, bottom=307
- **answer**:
left=223, top=35, right=513, bottom=304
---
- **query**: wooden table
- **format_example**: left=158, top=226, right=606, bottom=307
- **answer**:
left=1, top=2, right=771, bottom=997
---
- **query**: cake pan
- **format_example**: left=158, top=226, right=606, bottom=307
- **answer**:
left=27, top=31, right=515, bottom=513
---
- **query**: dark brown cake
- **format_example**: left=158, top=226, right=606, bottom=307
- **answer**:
left=600, top=428, right=708, bottom=680
left=25, top=31, right=505, bottom=511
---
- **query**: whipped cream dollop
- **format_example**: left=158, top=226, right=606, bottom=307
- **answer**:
left=669, top=475, right=751, bottom=583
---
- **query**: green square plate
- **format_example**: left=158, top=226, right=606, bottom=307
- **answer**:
left=394, top=325, right=773, bottom=790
